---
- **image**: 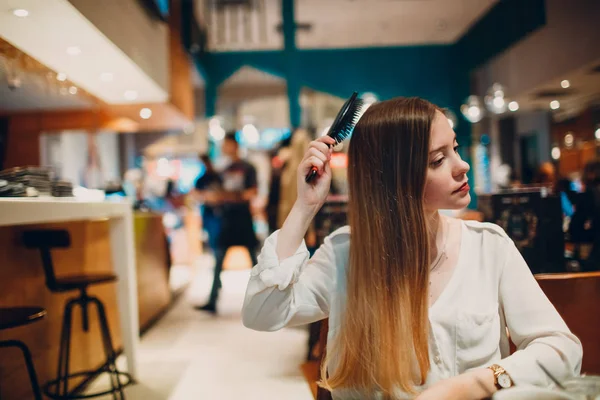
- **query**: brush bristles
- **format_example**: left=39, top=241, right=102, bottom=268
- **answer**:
left=330, top=98, right=365, bottom=144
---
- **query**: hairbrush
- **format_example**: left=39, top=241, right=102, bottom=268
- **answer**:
left=305, top=91, right=364, bottom=183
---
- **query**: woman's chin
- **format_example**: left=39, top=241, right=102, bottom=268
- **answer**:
left=426, top=193, right=472, bottom=212
left=456, top=193, right=472, bottom=208
left=443, top=194, right=472, bottom=210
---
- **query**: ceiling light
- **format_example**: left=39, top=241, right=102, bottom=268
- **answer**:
left=561, top=80, right=570, bottom=89
left=209, top=126, right=225, bottom=141
left=242, top=124, right=260, bottom=145
left=12, top=9, right=29, bottom=18
left=550, top=100, right=560, bottom=110
left=124, top=90, right=138, bottom=101
left=56, top=72, right=67, bottom=82
left=140, top=108, right=152, bottom=119
left=508, top=101, right=519, bottom=112
left=551, top=147, right=561, bottom=160
left=209, top=117, right=222, bottom=129
left=460, top=95, right=484, bottom=123
left=68, top=86, right=78, bottom=95
left=484, top=83, right=507, bottom=114
left=468, top=106, right=481, bottom=120
left=595, top=128, right=600, bottom=140
left=66, top=46, right=81, bottom=56
left=100, top=72, right=113, bottom=82
left=444, top=109, right=458, bottom=130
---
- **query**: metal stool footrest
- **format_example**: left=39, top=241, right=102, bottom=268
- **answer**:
left=43, top=368, right=132, bottom=399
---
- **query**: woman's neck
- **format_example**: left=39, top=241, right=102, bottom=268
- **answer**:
left=426, top=211, right=445, bottom=264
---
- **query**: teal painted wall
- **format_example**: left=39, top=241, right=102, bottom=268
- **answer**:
left=199, top=46, right=456, bottom=122
left=296, top=46, right=454, bottom=107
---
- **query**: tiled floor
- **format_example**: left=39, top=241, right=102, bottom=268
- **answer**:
left=87, top=254, right=313, bottom=399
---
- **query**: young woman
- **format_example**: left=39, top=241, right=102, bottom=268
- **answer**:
left=242, top=97, right=582, bottom=399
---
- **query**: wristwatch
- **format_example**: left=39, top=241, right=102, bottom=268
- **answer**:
left=488, top=364, right=513, bottom=390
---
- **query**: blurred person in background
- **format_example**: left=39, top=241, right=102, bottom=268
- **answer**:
left=194, top=154, right=223, bottom=257
left=196, top=132, right=259, bottom=314
left=535, top=161, right=557, bottom=191
left=266, top=136, right=292, bottom=234
left=163, top=179, right=184, bottom=210
left=277, top=128, right=318, bottom=250
left=569, top=159, right=600, bottom=271
left=278, top=128, right=311, bottom=229
left=557, top=177, right=576, bottom=219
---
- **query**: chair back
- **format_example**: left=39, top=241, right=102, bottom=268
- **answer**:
left=536, top=272, right=600, bottom=374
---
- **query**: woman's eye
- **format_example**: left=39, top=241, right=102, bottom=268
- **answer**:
left=431, top=158, right=444, bottom=167
left=454, top=145, right=460, bottom=153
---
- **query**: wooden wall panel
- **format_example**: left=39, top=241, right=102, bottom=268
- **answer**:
left=134, top=214, right=171, bottom=331
left=168, top=0, right=194, bottom=121
left=4, top=128, right=42, bottom=168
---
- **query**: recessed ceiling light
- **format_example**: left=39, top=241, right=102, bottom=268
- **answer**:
left=12, top=9, right=29, bottom=18
left=66, top=46, right=81, bottom=56
left=508, top=101, right=519, bottom=112
left=100, top=72, right=113, bottom=82
left=550, top=100, right=560, bottom=110
left=56, top=72, right=67, bottom=82
left=140, top=108, right=152, bottom=119
left=561, top=80, right=570, bottom=89
left=69, top=86, right=78, bottom=95
left=124, top=90, right=138, bottom=101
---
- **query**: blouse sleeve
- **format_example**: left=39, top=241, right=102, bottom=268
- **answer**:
left=496, top=239, right=583, bottom=386
left=242, top=229, right=338, bottom=331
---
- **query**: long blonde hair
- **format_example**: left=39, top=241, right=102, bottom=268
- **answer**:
left=321, top=97, right=438, bottom=397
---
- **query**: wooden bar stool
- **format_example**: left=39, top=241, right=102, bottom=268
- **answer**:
left=23, top=229, right=131, bottom=399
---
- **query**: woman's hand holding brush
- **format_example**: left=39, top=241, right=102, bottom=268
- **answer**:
left=275, top=135, right=335, bottom=262
left=297, top=135, right=336, bottom=213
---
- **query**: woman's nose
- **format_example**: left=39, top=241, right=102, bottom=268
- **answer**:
left=454, top=158, right=470, bottom=177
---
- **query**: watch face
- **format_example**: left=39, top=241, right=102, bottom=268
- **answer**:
left=498, top=373, right=512, bottom=388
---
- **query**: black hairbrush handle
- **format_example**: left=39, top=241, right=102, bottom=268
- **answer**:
left=305, top=167, right=319, bottom=183
left=305, top=143, right=331, bottom=183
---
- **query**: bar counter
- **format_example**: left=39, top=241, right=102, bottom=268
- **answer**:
left=0, top=198, right=171, bottom=398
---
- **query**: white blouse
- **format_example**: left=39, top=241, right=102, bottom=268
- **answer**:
left=242, top=220, right=582, bottom=398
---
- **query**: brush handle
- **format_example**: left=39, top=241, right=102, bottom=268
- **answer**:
left=304, top=143, right=332, bottom=183
left=305, top=167, right=319, bottom=183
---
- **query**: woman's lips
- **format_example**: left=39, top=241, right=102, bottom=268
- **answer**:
left=453, top=182, right=470, bottom=194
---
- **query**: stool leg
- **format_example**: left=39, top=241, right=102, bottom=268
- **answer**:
left=91, top=298, right=125, bottom=400
left=0, top=340, right=43, bottom=400
left=55, top=299, right=75, bottom=397
left=82, top=298, right=90, bottom=333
